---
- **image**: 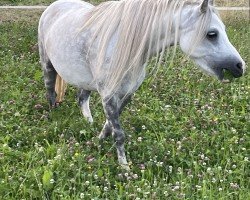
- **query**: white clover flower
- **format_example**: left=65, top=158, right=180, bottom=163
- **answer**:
left=196, top=185, right=201, bottom=191
left=169, top=166, right=173, bottom=173
left=85, top=181, right=90, bottom=186
left=156, top=162, right=163, bottom=167
left=133, top=174, right=138, bottom=179
left=38, top=147, right=44, bottom=152
left=153, top=180, right=157, bottom=187
left=50, top=179, right=55, bottom=184
left=173, top=185, right=180, bottom=191
left=75, top=142, right=80, bottom=147
left=48, top=160, right=53, bottom=165
left=165, top=105, right=171, bottom=109
left=80, top=193, right=84, bottom=199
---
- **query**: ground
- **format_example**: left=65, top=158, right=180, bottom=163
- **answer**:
left=0, top=1, right=249, bottom=200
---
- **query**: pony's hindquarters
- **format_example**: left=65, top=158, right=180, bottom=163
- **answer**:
left=38, top=0, right=95, bottom=105
left=38, top=27, right=58, bottom=107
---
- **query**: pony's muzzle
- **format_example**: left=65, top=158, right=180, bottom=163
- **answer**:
left=216, top=58, right=245, bottom=80
left=230, top=61, right=244, bottom=78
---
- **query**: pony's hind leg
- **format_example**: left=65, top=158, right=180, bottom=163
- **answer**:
left=99, top=120, right=112, bottom=140
left=43, top=61, right=57, bottom=108
left=102, top=96, right=129, bottom=169
left=78, top=89, right=93, bottom=123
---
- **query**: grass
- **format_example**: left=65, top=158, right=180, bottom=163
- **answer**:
left=214, top=0, right=249, bottom=7
left=0, top=6, right=249, bottom=200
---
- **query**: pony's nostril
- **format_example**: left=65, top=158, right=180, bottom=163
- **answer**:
left=236, top=62, right=243, bottom=71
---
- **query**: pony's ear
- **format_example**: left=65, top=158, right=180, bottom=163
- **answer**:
left=200, top=0, right=209, bottom=13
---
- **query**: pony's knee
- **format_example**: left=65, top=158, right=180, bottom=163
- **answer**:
left=113, top=129, right=125, bottom=145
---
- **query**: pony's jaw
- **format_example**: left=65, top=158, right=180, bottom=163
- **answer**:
left=193, top=56, right=245, bottom=81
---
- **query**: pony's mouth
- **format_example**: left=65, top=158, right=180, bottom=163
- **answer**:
left=216, top=68, right=242, bottom=83
left=216, top=69, right=231, bottom=83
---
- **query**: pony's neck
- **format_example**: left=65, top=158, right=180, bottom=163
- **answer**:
left=147, top=2, right=199, bottom=59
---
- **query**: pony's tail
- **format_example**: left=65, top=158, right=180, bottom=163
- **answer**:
left=55, top=75, right=67, bottom=103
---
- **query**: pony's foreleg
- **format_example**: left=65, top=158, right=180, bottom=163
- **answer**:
left=43, top=61, right=57, bottom=108
left=99, top=95, right=131, bottom=140
left=102, top=96, right=129, bottom=169
left=78, top=89, right=93, bottom=123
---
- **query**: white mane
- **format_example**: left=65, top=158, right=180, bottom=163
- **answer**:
left=81, top=0, right=214, bottom=96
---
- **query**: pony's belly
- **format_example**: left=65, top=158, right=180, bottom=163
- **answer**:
left=54, top=63, right=96, bottom=91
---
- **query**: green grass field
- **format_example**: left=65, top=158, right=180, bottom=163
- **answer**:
left=0, top=5, right=249, bottom=200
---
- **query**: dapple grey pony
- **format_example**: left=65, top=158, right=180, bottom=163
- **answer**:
left=38, top=0, right=246, bottom=169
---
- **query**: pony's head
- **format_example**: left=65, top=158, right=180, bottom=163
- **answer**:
left=179, top=0, right=246, bottom=81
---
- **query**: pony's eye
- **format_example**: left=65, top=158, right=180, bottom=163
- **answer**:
left=207, top=31, right=218, bottom=40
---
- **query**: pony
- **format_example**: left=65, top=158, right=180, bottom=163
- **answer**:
left=38, top=0, right=246, bottom=169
